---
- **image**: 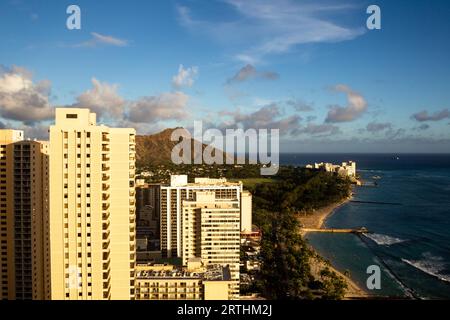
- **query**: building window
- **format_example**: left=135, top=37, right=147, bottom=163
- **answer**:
left=66, top=114, right=78, bottom=119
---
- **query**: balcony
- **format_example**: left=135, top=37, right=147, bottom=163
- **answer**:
left=102, top=221, right=110, bottom=230
left=102, top=164, right=110, bottom=171
left=102, top=174, right=109, bottom=181
left=102, top=155, right=110, bottom=162
left=103, top=261, right=110, bottom=269
left=102, top=134, right=110, bottom=142
left=102, top=203, right=110, bottom=210
left=102, top=184, right=110, bottom=191
left=102, top=251, right=110, bottom=260
left=102, top=231, right=110, bottom=240
left=103, top=274, right=111, bottom=282
left=102, top=194, right=110, bottom=201
left=102, top=241, right=110, bottom=250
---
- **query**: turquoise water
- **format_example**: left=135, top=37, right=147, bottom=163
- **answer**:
left=281, top=154, right=450, bottom=299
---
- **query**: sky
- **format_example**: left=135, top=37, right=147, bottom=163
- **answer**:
left=0, top=0, right=449, bottom=153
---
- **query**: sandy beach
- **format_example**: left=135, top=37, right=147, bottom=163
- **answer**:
left=298, top=197, right=351, bottom=230
left=298, top=197, right=370, bottom=299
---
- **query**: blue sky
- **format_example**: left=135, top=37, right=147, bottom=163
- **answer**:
left=0, top=0, right=449, bottom=152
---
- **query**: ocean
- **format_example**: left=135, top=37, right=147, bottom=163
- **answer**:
left=280, top=153, right=450, bottom=299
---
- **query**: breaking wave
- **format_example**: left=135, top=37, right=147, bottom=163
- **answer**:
left=402, top=254, right=450, bottom=283
left=364, top=233, right=407, bottom=246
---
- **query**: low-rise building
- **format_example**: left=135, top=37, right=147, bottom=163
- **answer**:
left=134, top=259, right=233, bottom=300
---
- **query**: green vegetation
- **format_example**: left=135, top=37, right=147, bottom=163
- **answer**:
left=250, top=166, right=352, bottom=300
left=138, top=163, right=267, bottom=184
left=229, top=177, right=276, bottom=189
left=249, top=166, right=352, bottom=214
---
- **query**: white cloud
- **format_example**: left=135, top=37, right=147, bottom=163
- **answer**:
left=72, top=78, right=125, bottom=119
left=74, top=32, right=128, bottom=48
left=177, top=0, right=365, bottom=63
left=128, top=91, right=190, bottom=124
left=366, top=121, right=392, bottom=133
left=172, top=64, right=198, bottom=89
left=286, top=99, right=314, bottom=112
left=412, top=109, right=450, bottom=122
left=295, top=122, right=341, bottom=136
left=218, top=103, right=301, bottom=135
left=325, top=84, right=367, bottom=123
left=227, top=64, right=279, bottom=84
left=0, top=65, right=54, bottom=124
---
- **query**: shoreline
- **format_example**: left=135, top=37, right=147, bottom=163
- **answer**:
left=298, top=196, right=370, bottom=299
left=298, top=196, right=351, bottom=231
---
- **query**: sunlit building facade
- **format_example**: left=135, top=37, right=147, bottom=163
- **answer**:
left=49, top=108, right=136, bottom=300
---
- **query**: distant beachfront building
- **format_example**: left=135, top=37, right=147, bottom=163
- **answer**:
left=306, top=161, right=357, bottom=177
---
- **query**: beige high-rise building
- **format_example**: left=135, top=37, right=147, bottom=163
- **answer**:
left=9, top=140, right=50, bottom=300
left=0, top=131, right=50, bottom=300
left=49, top=108, right=136, bottom=300
left=0, top=130, right=24, bottom=300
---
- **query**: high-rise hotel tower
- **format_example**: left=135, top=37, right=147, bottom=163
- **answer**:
left=49, top=108, right=136, bottom=300
left=0, top=131, right=50, bottom=300
left=160, top=175, right=251, bottom=299
left=0, top=130, right=24, bottom=299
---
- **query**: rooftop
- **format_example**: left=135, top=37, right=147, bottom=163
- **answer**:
left=135, top=264, right=231, bottom=281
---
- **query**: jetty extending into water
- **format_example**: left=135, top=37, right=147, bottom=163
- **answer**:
left=301, top=227, right=369, bottom=234
left=350, top=200, right=402, bottom=206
